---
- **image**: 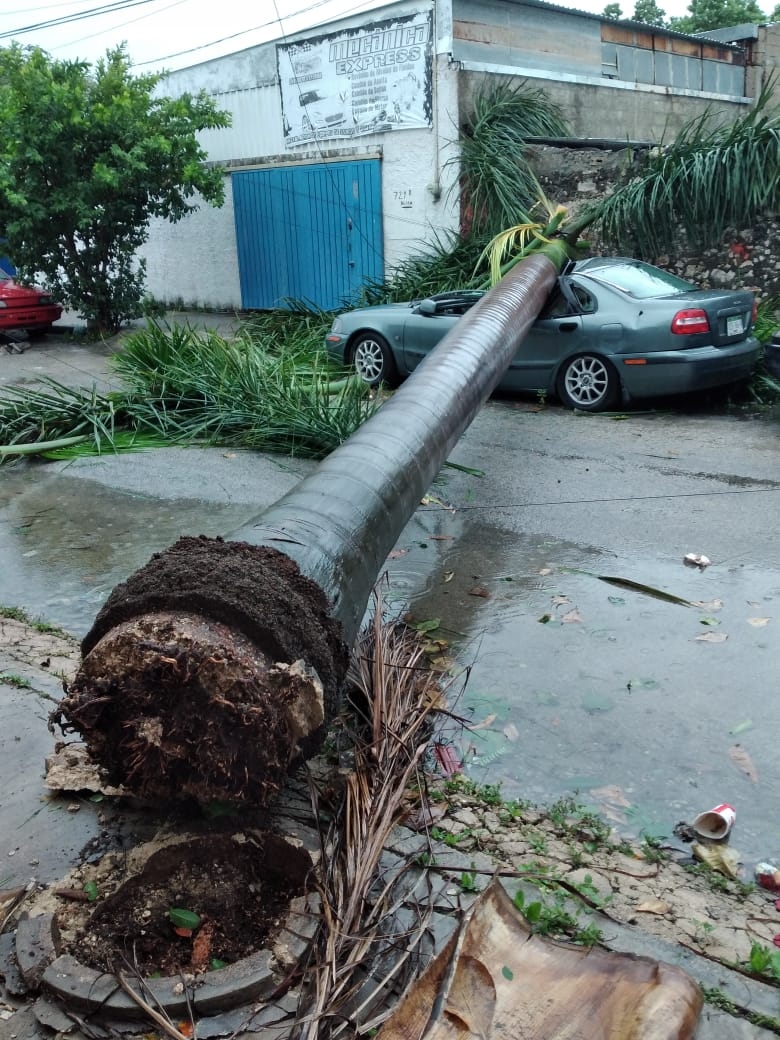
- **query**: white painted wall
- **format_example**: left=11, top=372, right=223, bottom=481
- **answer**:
left=381, top=53, right=461, bottom=272
left=140, top=176, right=241, bottom=309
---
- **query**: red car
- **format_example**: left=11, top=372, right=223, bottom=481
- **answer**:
left=0, top=269, right=62, bottom=334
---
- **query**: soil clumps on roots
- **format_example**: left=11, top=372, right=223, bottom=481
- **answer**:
left=51, top=536, right=348, bottom=806
left=65, top=830, right=310, bottom=976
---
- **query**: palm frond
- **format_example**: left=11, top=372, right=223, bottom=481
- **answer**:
left=754, top=294, right=780, bottom=344
left=596, top=76, right=780, bottom=256
left=0, top=319, right=377, bottom=462
left=0, top=380, right=128, bottom=456
left=361, top=231, right=490, bottom=303
left=454, top=80, right=571, bottom=238
left=295, top=586, right=460, bottom=1038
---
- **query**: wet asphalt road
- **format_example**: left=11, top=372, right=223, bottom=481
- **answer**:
left=1, top=327, right=779, bottom=880
left=390, top=398, right=780, bottom=864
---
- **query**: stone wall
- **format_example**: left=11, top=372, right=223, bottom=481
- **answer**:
left=528, top=143, right=780, bottom=299
left=655, top=220, right=780, bottom=300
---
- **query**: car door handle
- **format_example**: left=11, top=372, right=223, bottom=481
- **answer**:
left=558, top=322, right=578, bottom=332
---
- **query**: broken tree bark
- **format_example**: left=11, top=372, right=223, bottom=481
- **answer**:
left=52, top=254, right=558, bottom=805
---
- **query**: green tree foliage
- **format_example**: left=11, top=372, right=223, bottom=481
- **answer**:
left=670, top=0, right=767, bottom=32
left=603, top=0, right=770, bottom=30
left=0, top=44, right=230, bottom=332
left=633, top=0, right=668, bottom=25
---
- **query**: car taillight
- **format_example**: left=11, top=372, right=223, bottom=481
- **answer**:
left=671, top=309, right=710, bottom=335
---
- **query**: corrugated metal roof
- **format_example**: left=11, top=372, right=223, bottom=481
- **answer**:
left=693, top=22, right=760, bottom=42
left=477, top=0, right=746, bottom=49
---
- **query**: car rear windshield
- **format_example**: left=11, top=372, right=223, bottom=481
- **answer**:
left=586, top=262, right=695, bottom=299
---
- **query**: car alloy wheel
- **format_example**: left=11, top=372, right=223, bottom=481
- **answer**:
left=558, top=354, right=618, bottom=411
left=351, top=332, right=398, bottom=387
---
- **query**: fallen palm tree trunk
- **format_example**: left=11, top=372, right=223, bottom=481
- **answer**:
left=52, top=254, right=559, bottom=805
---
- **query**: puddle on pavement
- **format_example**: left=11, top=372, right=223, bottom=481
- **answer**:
left=1, top=467, right=777, bottom=877
left=387, top=512, right=780, bottom=870
left=0, top=468, right=260, bottom=883
left=0, top=468, right=259, bottom=636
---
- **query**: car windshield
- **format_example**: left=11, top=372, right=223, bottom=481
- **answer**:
left=585, top=261, right=695, bottom=299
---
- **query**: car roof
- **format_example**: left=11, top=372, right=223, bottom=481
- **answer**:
left=572, top=256, right=636, bottom=274
left=570, top=256, right=699, bottom=298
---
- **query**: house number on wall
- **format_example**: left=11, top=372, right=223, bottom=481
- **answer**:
left=394, top=189, right=413, bottom=209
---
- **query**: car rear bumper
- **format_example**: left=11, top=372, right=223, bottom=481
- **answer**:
left=615, top=338, right=760, bottom=398
left=0, top=304, right=63, bottom=331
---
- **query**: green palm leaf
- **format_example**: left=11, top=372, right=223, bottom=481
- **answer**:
left=455, top=81, right=571, bottom=238
left=0, top=319, right=377, bottom=462
left=597, top=77, right=780, bottom=255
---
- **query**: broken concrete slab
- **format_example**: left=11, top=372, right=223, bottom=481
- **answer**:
left=14, top=916, right=60, bottom=990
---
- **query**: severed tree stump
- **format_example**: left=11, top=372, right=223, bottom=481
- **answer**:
left=52, top=538, right=347, bottom=805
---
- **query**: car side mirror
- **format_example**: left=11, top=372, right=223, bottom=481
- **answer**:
left=418, top=299, right=437, bottom=317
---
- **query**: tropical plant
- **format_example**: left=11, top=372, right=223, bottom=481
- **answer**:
left=0, top=322, right=376, bottom=462
left=594, top=79, right=780, bottom=257
left=112, top=321, right=372, bottom=456
left=474, top=178, right=585, bottom=287
left=742, top=295, right=780, bottom=403
left=455, top=81, right=571, bottom=239
left=753, top=294, right=780, bottom=344
left=359, top=231, right=488, bottom=304
left=0, top=382, right=135, bottom=460
left=0, top=44, right=230, bottom=333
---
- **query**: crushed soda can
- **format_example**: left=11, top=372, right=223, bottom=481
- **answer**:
left=755, top=862, right=780, bottom=891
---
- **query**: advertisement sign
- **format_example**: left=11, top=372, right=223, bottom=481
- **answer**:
left=277, top=11, right=433, bottom=147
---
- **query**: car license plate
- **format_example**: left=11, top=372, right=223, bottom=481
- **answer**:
left=727, top=315, right=743, bottom=336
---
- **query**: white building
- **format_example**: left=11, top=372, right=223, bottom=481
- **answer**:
left=142, top=0, right=752, bottom=312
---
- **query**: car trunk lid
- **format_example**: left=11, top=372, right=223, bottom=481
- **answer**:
left=672, top=289, right=755, bottom=346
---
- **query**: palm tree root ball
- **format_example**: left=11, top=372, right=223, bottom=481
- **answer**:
left=51, top=535, right=348, bottom=806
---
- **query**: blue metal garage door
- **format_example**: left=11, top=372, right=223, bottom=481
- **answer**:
left=232, top=159, right=383, bottom=311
